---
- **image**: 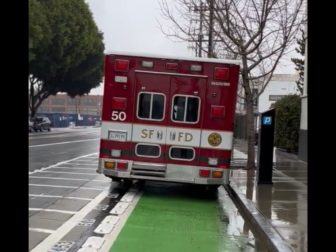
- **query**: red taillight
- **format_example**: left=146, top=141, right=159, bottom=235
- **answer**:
left=112, top=97, right=127, bottom=110
left=117, top=162, right=128, bottom=170
left=214, top=67, right=229, bottom=81
left=166, top=62, right=178, bottom=70
left=211, top=105, right=225, bottom=118
left=115, top=59, right=129, bottom=72
left=199, top=170, right=210, bottom=177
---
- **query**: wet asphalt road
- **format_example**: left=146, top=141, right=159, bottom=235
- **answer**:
left=29, top=127, right=267, bottom=252
left=29, top=127, right=100, bottom=172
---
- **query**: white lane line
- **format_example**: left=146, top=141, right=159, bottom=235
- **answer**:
left=66, top=163, right=98, bottom=166
left=31, top=190, right=109, bottom=252
left=29, top=153, right=98, bottom=175
left=29, top=138, right=100, bottom=148
left=29, top=228, right=55, bottom=234
left=67, top=161, right=98, bottom=164
left=29, top=208, right=77, bottom=215
left=29, top=184, right=78, bottom=189
left=29, top=176, right=107, bottom=182
left=29, top=184, right=104, bottom=190
left=34, top=170, right=98, bottom=175
left=29, top=194, right=92, bottom=201
left=99, top=190, right=143, bottom=252
left=49, top=167, right=96, bottom=170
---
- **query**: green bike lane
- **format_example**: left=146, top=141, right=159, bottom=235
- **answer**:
left=108, top=182, right=266, bottom=252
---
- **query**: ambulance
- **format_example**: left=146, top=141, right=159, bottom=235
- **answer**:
left=97, top=51, right=240, bottom=188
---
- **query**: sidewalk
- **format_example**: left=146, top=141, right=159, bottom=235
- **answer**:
left=227, top=139, right=307, bottom=252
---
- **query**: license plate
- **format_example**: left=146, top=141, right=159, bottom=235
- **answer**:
left=108, top=130, right=127, bottom=142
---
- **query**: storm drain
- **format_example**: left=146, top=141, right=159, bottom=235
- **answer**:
left=48, top=241, right=75, bottom=252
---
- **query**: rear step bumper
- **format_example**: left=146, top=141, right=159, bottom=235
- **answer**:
left=98, top=159, right=230, bottom=185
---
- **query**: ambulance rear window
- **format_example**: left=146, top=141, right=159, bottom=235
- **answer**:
left=135, top=144, right=161, bottom=158
left=137, top=92, right=165, bottom=121
left=169, top=147, right=195, bottom=161
left=172, top=95, right=200, bottom=123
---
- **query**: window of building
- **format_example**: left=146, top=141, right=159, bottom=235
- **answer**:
left=169, top=147, right=195, bottom=161
left=171, top=95, right=200, bottom=123
left=137, top=92, right=165, bottom=121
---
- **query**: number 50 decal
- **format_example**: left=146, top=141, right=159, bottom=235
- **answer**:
left=111, top=111, right=127, bottom=121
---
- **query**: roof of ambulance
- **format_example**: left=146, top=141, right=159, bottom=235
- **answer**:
left=106, top=51, right=241, bottom=66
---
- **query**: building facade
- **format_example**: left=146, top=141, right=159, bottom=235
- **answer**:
left=36, top=94, right=103, bottom=127
left=234, top=74, right=300, bottom=139
left=38, top=94, right=103, bottom=116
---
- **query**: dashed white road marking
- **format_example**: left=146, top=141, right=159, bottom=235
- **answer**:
left=29, top=153, right=98, bottom=175
left=35, top=170, right=98, bottom=175
left=29, top=194, right=93, bottom=201
left=29, top=208, right=77, bottom=215
left=29, top=228, right=55, bottom=234
left=29, top=138, right=100, bottom=148
left=29, top=184, right=104, bottom=190
left=29, top=176, right=106, bottom=182
left=67, top=162, right=98, bottom=165
left=50, top=167, right=96, bottom=170
left=31, top=190, right=109, bottom=252
left=29, top=183, right=79, bottom=189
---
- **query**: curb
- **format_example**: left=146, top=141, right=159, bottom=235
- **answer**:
left=224, top=182, right=294, bottom=252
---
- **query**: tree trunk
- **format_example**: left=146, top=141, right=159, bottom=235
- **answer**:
left=30, top=107, right=36, bottom=118
left=246, top=97, right=256, bottom=169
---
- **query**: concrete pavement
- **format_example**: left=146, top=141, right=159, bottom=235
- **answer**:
left=227, top=139, right=307, bottom=252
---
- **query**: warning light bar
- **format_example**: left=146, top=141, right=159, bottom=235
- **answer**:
left=111, top=97, right=127, bottom=110
left=214, top=67, right=229, bottom=81
left=115, top=59, right=129, bottom=72
left=211, top=105, right=225, bottom=118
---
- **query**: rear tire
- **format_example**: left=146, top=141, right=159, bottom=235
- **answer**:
left=206, top=185, right=219, bottom=192
left=122, top=179, right=133, bottom=187
left=110, top=177, right=121, bottom=182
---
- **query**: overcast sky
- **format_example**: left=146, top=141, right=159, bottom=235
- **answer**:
left=85, top=0, right=298, bottom=95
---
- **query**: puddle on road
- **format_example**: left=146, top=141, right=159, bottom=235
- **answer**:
left=217, top=187, right=268, bottom=252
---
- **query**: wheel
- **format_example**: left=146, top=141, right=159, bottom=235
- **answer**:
left=110, top=177, right=121, bottom=182
left=122, top=179, right=133, bottom=187
left=204, top=185, right=219, bottom=196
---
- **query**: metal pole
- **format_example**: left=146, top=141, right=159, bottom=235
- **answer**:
left=208, top=0, right=214, bottom=58
left=198, top=2, right=203, bottom=57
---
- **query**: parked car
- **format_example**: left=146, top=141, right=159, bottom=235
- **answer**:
left=33, top=116, right=51, bottom=132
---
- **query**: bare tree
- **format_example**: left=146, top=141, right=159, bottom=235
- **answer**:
left=159, top=0, right=305, bottom=169
left=29, top=75, right=50, bottom=118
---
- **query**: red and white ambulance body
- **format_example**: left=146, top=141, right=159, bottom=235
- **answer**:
left=97, top=51, right=240, bottom=187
